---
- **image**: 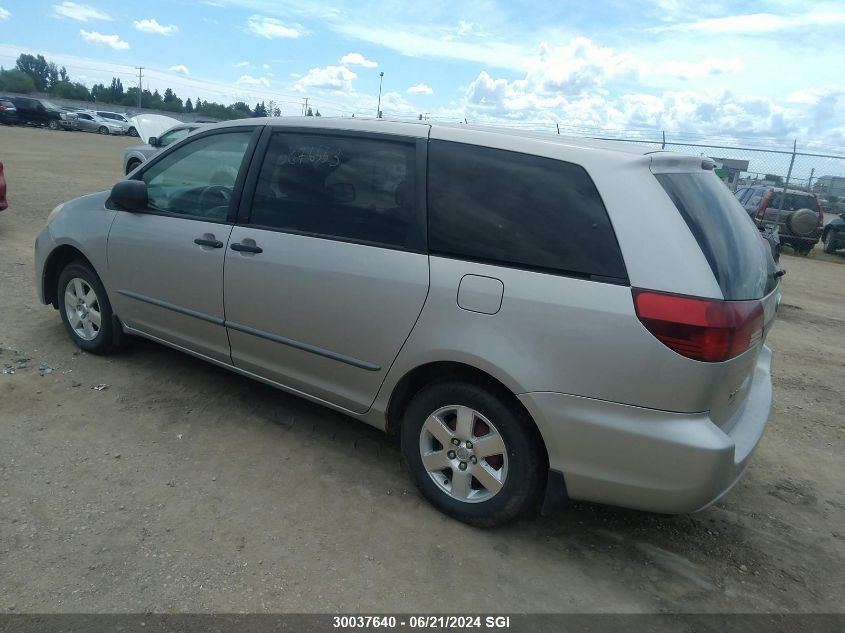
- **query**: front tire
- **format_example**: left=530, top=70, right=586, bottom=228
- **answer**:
left=57, top=262, right=118, bottom=355
left=98, top=126, right=110, bottom=135
left=128, top=127, right=138, bottom=137
left=401, top=381, right=545, bottom=526
left=823, top=231, right=837, bottom=254
left=125, top=159, right=141, bottom=175
left=48, top=119, right=60, bottom=130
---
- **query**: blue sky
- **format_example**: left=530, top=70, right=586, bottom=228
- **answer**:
left=1, top=0, right=844, bottom=151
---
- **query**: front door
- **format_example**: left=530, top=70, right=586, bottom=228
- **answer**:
left=224, top=129, right=430, bottom=413
left=107, top=128, right=256, bottom=363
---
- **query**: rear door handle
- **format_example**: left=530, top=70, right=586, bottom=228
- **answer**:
left=230, top=242, right=263, bottom=254
left=194, top=237, right=224, bottom=248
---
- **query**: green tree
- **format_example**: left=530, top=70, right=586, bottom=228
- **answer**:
left=0, top=68, right=37, bottom=93
left=185, top=98, right=193, bottom=113
left=15, top=53, right=51, bottom=91
left=252, top=101, right=267, bottom=117
left=306, top=106, right=313, bottom=116
left=50, top=80, right=92, bottom=101
left=110, top=77, right=124, bottom=102
left=314, top=109, right=321, bottom=117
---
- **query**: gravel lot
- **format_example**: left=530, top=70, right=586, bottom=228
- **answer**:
left=1, top=124, right=844, bottom=614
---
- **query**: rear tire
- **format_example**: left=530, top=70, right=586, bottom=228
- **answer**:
left=98, top=126, right=109, bottom=135
left=400, top=381, right=545, bottom=527
left=57, top=261, right=118, bottom=355
left=125, top=159, right=141, bottom=175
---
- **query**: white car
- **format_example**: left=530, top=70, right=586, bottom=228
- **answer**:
left=95, top=111, right=138, bottom=137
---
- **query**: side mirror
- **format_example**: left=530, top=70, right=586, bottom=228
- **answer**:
left=148, top=136, right=159, bottom=147
left=111, top=179, right=148, bottom=211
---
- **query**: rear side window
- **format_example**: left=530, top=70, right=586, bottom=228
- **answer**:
left=655, top=173, right=777, bottom=300
left=427, top=141, right=627, bottom=282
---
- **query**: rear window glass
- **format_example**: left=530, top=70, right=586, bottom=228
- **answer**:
left=428, top=140, right=627, bottom=282
left=770, top=192, right=818, bottom=212
left=655, top=173, right=777, bottom=300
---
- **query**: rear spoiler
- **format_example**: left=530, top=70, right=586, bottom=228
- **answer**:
left=648, top=152, right=716, bottom=174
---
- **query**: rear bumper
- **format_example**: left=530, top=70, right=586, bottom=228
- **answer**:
left=519, top=346, right=773, bottom=514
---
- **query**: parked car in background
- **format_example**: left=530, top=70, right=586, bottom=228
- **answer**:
left=0, top=161, right=7, bottom=211
left=96, top=111, right=138, bottom=137
left=10, top=96, right=78, bottom=130
left=0, top=98, right=19, bottom=125
left=75, top=111, right=127, bottom=135
left=822, top=195, right=845, bottom=214
left=123, top=123, right=201, bottom=174
left=36, top=118, right=780, bottom=526
left=822, top=213, right=845, bottom=254
left=735, top=186, right=823, bottom=255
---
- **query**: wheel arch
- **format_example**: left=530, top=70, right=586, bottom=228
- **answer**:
left=42, top=245, right=97, bottom=308
left=386, top=361, right=548, bottom=458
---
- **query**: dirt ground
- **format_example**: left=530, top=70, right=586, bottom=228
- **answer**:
left=0, top=124, right=843, bottom=614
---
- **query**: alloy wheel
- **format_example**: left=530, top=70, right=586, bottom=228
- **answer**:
left=63, top=277, right=102, bottom=341
left=419, top=405, right=508, bottom=503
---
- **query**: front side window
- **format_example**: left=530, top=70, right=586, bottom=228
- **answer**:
left=427, top=140, right=627, bottom=281
left=142, top=131, right=252, bottom=221
left=159, top=127, right=193, bottom=147
left=250, top=132, right=421, bottom=249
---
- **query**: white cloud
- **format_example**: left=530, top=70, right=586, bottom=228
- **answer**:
left=51, top=2, right=111, bottom=22
left=294, top=65, right=358, bottom=92
left=407, top=83, right=433, bottom=95
left=247, top=14, right=307, bottom=39
left=79, top=30, right=129, bottom=50
left=262, top=63, right=271, bottom=70
left=169, top=64, right=190, bottom=75
left=235, top=60, right=250, bottom=68
left=133, top=18, right=178, bottom=36
left=340, top=52, right=378, bottom=68
left=653, top=57, right=745, bottom=80
left=663, top=11, right=845, bottom=34
left=0, top=7, right=10, bottom=21
left=237, top=74, right=271, bottom=88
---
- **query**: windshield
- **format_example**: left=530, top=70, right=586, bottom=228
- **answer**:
left=656, top=172, right=778, bottom=300
left=41, top=100, right=61, bottom=110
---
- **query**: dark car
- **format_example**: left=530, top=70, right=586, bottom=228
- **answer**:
left=0, top=98, right=19, bottom=125
left=10, top=96, right=78, bottom=130
left=734, top=186, right=823, bottom=255
left=822, top=213, right=845, bottom=255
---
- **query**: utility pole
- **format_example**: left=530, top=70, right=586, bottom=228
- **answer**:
left=303, top=97, right=309, bottom=116
left=377, top=71, right=384, bottom=118
left=135, top=67, right=144, bottom=109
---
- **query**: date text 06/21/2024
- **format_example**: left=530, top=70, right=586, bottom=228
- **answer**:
left=332, top=615, right=512, bottom=629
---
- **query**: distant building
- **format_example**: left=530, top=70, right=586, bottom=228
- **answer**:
left=815, top=175, right=845, bottom=198
left=712, top=157, right=750, bottom=192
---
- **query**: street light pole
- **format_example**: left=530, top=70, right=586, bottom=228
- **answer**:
left=377, top=71, right=384, bottom=118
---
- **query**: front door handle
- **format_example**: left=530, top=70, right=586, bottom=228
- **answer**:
left=194, top=237, right=224, bottom=248
left=230, top=242, right=263, bottom=254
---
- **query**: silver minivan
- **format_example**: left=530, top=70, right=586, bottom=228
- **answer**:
left=35, top=118, right=780, bottom=526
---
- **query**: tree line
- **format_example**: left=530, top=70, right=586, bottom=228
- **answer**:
left=0, top=54, right=320, bottom=120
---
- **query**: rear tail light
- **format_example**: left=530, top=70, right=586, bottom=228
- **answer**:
left=756, top=192, right=773, bottom=221
left=0, top=105, right=6, bottom=110
left=632, top=289, right=764, bottom=362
